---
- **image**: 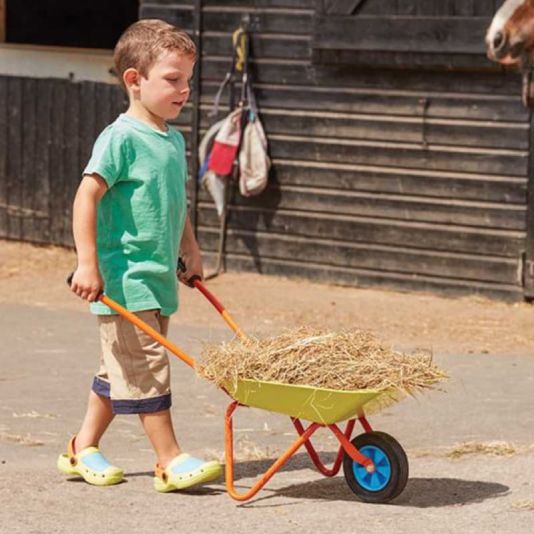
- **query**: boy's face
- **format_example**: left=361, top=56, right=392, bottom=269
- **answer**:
left=137, top=50, right=194, bottom=122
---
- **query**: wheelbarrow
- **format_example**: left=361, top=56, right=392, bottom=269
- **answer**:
left=72, top=273, right=409, bottom=503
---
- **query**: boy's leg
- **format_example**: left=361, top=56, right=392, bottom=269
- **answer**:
left=139, top=409, right=181, bottom=468
left=75, top=390, right=115, bottom=451
left=57, top=387, right=123, bottom=486
left=101, top=310, right=179, bottom=464
left=98, top=310, right=221, bottom=489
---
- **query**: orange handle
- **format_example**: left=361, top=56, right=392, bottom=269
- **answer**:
left=66, top=273, right=197, bottom=368
left=192, top=279, right=247, bottom=340
left=176, top=258, right=246, bottom=339
left=98, top=294, right=197, bottom=368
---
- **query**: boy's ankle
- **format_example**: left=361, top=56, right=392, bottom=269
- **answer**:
left=158, top=449, right=182, bottom=469
left=73, top=434, right=98, bottom=453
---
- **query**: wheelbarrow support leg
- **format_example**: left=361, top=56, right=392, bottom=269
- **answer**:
left=225, top=401, right=320, bottom=501
left=291, top=418, right=355, bottom=477
left=358, top=415, right=373, bottom=433
left=328, top=423, right=375, bottom=470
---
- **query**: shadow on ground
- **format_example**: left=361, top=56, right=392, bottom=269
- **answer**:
left=225, top=453, right=509, bottom=508
left=237, top=475, right=509, bottom=508
left=122, top=452, right=509, bottom=507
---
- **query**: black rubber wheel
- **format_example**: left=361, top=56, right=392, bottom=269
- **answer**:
left=342, top=431, right=409, bottom=503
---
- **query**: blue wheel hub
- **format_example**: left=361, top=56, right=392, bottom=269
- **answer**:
left=352, top=445, right=391, bottom=492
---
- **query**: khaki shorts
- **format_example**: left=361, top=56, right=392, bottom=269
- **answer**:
left=92, top=310, right=172, bottom=414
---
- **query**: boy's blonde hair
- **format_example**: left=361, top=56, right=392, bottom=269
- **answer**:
left=113, top=19, right=197, bottom=90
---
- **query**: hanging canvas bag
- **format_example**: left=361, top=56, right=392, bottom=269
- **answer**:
left=207, top=107, right=244, bottom=177
left=197, top=117, right=227, bottom=217
left=239, top=110, right=270, bottom=197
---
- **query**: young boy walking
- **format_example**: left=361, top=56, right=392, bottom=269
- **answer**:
left=57, top=19, right=222, bottom=492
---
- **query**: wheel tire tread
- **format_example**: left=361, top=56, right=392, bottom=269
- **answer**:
left=342, top=431, right=408, bottom=504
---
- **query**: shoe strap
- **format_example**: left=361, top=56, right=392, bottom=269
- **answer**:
left=154, top=454, right=192, bottom=480
left=67, top=436, right=76, bottom=458
left=154, top=463, right=166, bottom=480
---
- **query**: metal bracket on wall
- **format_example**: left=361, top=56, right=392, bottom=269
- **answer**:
left=242, top=13, right=260, bottom=32
left=522, top=70, right=534, bottom=108
left=525, top=260, right=534, bottom=279
left=419, top=97, right=430, bottom=148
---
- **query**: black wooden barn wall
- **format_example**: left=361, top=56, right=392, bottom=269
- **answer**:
left=0, top=79, right=128, bottom=247
left=1, top=0, right=532, bottom=300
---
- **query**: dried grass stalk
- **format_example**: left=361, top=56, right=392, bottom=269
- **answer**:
left=447, top=441, right=516, bottom=459
left=512, top=500, right=534, bottom=511
left=197, top=327, right=447, bottom=401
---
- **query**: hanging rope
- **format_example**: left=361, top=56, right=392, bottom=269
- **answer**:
left=232, top=27, right=248, bottom=73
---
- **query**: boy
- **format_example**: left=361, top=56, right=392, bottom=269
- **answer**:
left=57, top=19, right=222, bottom=492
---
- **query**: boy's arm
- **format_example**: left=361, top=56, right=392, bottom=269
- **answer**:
left=70, top=174, right=108, bottom=301
left=178, top=213, right=203, bottom=286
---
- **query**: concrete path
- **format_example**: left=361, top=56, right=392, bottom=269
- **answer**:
left=1, top=304, right=533, bottom=533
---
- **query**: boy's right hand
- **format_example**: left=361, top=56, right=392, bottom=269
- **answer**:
left=70, top=264, right=104, bottom=302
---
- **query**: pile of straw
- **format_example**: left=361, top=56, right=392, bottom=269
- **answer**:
left=197, top=327, right=447, bottom=401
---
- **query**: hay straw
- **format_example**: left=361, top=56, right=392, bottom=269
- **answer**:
left=447, top=441, right=516, bottom=459
left=512, top=500, right=534, bottom=511
left=197, top=327, right=446, bottom=406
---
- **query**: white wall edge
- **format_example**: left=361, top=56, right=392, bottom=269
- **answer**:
left=0, top=43, right=117, bottom=84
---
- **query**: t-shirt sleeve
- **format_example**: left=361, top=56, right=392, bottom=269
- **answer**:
left=83, top=126, right=129, bottom=188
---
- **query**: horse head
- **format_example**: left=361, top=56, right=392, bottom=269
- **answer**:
left=486, top=0, right=534, bottom=66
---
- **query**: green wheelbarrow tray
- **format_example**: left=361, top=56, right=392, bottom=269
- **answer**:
left=224, top=378, right=385, bottom=425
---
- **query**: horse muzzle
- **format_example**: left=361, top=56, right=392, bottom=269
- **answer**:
left=487, top=30, right=526, bottom=64
left=488, top=30, right=512, bottom=59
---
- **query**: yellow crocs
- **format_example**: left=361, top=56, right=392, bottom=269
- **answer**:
left=57, top=436, right=123, bottom=486
left=154, top=453, right=222, bottom=492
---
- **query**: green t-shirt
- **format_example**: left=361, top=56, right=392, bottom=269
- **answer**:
left=84, top=114, right=188, bottom=316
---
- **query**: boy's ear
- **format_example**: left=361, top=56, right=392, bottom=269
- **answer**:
left=123, top=68, right=140, bottom=91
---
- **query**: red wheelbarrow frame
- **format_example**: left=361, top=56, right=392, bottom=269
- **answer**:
left=95, top=282, right=377, bottom=502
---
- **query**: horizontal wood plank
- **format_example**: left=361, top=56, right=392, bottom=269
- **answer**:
left=201, top=57, right=522, bottom=94
left=198, top=187, right=526, bottom=230
left=268, top=160, right=527, bottom=202
left=201, top=251, right=523, bottom=300
left=313, top=16, right=491, bottom=54
left=197, top=204, right=525, bottom=257
left=267, top=134, right=528, bottom=176
left=356, top=1, right=497, bottom=18
left=311, top=48, right=496, bottom=69
left=201, top=33, right=311, bottom=61
left=141, top=5, right=313, bottom=34
left=200, top=82, right=528, bottom=122
left=198, top=227, right=521, bottom=284
left=199, top=107, right=530, bottom=150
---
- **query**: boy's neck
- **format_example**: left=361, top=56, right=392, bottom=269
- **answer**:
left=125, top=101, right=168, bottom=132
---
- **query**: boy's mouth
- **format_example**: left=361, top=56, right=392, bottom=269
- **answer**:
left=172, top=100, right=185, bottom=107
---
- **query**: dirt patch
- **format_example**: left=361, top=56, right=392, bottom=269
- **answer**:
left=2, top=239, right=534, bottom=354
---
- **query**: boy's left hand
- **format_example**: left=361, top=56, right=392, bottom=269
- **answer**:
left=178, top=248, right=203, bottom=287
